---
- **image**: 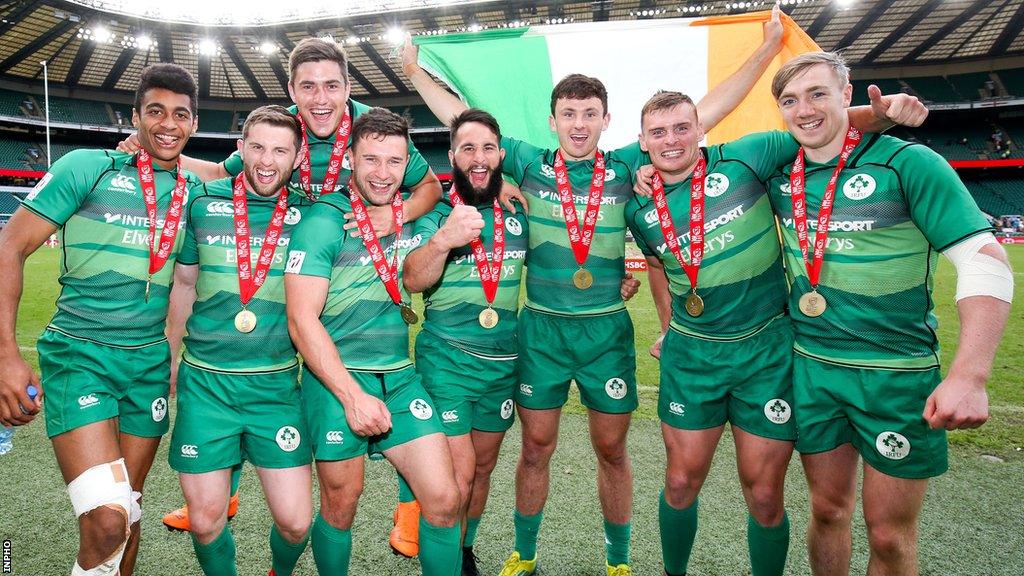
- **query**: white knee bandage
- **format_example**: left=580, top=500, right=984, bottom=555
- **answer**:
left=942, top=233, right=1015, bottom=303
left=66, top=458, right=133, bottom=576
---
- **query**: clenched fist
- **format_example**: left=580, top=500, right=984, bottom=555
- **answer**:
left=436, top=204, right=485, bottom=250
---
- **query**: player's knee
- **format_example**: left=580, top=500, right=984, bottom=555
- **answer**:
left=745, top=483, right=785, bottom=526
left=592, top=438, right=629, bottom=468
left=189, top=506, right=228, bottom=543
left=421, top=488, right=461, bottom=527
left=520, top=436, right=557, bottom=467
left=319, top=481, right=362, bottom=525
left=68, top=459, right=135, bottom=574
left=809, top=491, right=854, bottom=528
left=275, top=520, right=311, bottom=545
left=866, top=521, right=915, bottom=562
left=79, top=508, right=129, bottom=561
left=664, top=471, right=702, bottom=507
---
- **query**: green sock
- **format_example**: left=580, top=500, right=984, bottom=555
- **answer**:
left=229, top=464, right=242, bottom=497
left=659, top=491, right=698, bottom=575
left=270, top=524, right=309, bottom=576
left=191, top=526, right=237, bottom=576
left=311, top=513, right=352, bottom=576
left=418, top=517, right=462, bottom=576
left=463, top=516, right=482, bottom=548
left=748, top=512, right=790, bottom=576
left=397, top=473, right=415, bottom=503
left=513, top=510, right=543, bottom=561
left=604, top=519, right=631, bottom=566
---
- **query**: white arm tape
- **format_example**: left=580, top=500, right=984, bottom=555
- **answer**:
left=66, top=458, right=132, bottom=519
left=942, top=233, right=1014, bottom=303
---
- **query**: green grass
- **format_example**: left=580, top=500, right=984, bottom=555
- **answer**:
left=1, top=246, right=1022, bottom=575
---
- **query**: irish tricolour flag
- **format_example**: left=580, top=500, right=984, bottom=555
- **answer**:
left=415, top=11, right=818, bottom=149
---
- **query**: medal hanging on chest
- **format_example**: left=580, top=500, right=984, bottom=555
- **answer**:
left=349, top=183, right=417, bottom=324
left=136, top=150, right=188, bottom=302
left=449, top=188, right=505, bottom=329
left=296, top=107, right=351, bottom=200
left=652, top=155, right=707, bottom=317
left=231, top=173, right=289, bottom=333
left=553, top=150, right=605, bottom=290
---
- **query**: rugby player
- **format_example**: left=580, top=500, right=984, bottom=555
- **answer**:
left=0, top=64, right=201, bottom=576
left=765, top=52, right=1012, bottom=575
left=285, top=107, right=462, bottom=576
left=165, top=105, right=313, bottom=576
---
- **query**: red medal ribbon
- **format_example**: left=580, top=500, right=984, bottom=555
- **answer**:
left=652, top=155, right=707, bottom=291
left=136, top=149, right=188, bottom=277
left=232, top=173, right=289, bottom=306
left=789, top=127, right=863, bottom=289
left=553, top=150, right=605, bottom=267
left=448, top=188, right=504, bottom=304
left=349, top=183, right=405, bottom=306
left=296, top=106, right=351, bottom=200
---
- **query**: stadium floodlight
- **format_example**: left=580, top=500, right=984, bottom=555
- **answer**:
left=136, top=35, right=153, bottom=49
left=195, top=39, right=219, bottom=56
left=836, top=0, right=855, bottom=6
left=259, top=41, right=277, bottom=55
left=385, top=27, right=405, bottom=46
left=63, top=0, right=503, bottom=26
left=92, top=25, right=113, bottom=43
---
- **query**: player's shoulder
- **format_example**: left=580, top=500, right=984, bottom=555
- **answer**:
left=55, top=148, right=121, bottom=172
left=349, top=98, right=371, bottom=117
left=313, top=190, right=353, bottom=214
left=862, top=133, right=941, bottom=167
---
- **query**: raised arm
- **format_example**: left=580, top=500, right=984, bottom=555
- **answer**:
left=285, top=274, right=392, bottom=437
left=401, top=36, right=469, bottom=128
left=0, top=208, right=52, bottom=426
left=116, top=133, right=230, bottom=182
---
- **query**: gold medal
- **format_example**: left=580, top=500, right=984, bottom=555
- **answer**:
left=400, top=304, right=420, bottom=325
left=234, top=309, right=257, bottom=333
left=798, top=291, right=827, bottom=317
left=684, top=292, right=704, bottom=317
left=572, top=268, right=593, bottom=290
left=479, top=307, right=499, bottom=329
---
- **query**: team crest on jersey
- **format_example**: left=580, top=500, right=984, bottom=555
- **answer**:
left=505, top=217, right=523, bottom=236
left=603, top=168, right=617, bottom=182
left=704, top=173, right=730, bottom=197
left=410, top=398, right=433, bottom=420
left=605, top=378, right=627, bottom=400
left=500, top=399, right=514, bottom=420
left=778, top=182, right=792, bottom=196
left=763, top=399, right=791, bottom=424
left=151, top=397, right=167, bottom=422
left=843, top=173, right=876, bottom=200
left=876, top=431, right=910, bottom=460
left=276, top=426, right=301, bottom=452
left=26, top=172, right=52, bottom=201
left=284, top=206, right=302, bottom=226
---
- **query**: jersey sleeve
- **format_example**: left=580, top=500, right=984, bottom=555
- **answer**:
left=611, top=141, right=650, bottom=180
left=176, top=187, right=206, bottom=266
left=222, top=150, right=243, bottom=177
left=285, top=201, right=344, bottom=278
left=719, top=130, right=799, bottom=181
left=402, top=140, right=431, bottom=189
left=500, top=136, right=545, bottom=186
left=21, top=149, right=106, bottom=227
left=894, top=144, right=992, bottom=251
left=412, top=208, right=445, bottom=247
left=625, top=200, right=657, bottom=256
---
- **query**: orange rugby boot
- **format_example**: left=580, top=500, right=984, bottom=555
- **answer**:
left=389, top=500, right=421, bottom=558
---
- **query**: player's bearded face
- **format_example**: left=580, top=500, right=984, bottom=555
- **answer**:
left=240, top=123, right=301, bottom=197
left=289, top=61, right=351, bottom=140
left=640, top=103, right=704, bottom=183
left=449, top=122, right=505, bottom=204
left=132, top=88, right=196, bottom=169
left=549, top=97, right=609, bottom=161
left=777, top=63, right=853, bottom=153
left=349, top=134, right=409, bottom=206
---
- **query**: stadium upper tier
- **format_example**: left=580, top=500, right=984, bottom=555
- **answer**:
left=850, top=69, right=1024, bottom=106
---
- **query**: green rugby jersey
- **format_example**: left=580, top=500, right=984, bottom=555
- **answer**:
left=765, top=133, right=992, bottom=370
left=178, top=178, right=314, bottom=373
left=21, top=149, right=202, bottom=348
left=223, top=100, right=430, bottom=196
left=285, top=191, right=423, bottom=371
left=413, top=195, right=529, bottom=358
left=626, top=131, right=798, bottom=339
left=501, top=137, right=643, bottom=315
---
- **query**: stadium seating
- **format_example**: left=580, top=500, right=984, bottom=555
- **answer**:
left=416, top=144, right=451, bottom=173
left=0, top=88, right=30, bottom=118
left=850, top=78, right=905, bottom=106
left=946, top=72, right=996, bottom=100
left=198, top=109, right=238, bottom=133
left=997, top=68, right=1024, bottom=97
left=390, top=105, right=444, bottom=129
left=41, top=95, right=110, bottom=125
left=963, top=177, right=1024, bottom=216
left=903, top=76, right=958, bottom=103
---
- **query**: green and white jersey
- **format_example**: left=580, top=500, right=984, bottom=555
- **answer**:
left=626, top=132, right=798, bottom=340
left=285, top=191, right=423, bottom=372
left=501, top=137, right=643, bottom=315
left=21, top=149, right=202, bottom=348
left=223, top=100, right=431, bottom=197
left=412, top=195, right=529, bottom=358
left=765, top=134, right=992, bottom=370
left=178, top=178, right=314, bottom=373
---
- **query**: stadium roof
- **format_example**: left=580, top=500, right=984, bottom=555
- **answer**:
left=1, top=0, right=1022, bottom=104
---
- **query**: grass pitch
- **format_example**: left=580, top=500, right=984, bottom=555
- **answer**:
left=0, top=246, right=1021, bottom=575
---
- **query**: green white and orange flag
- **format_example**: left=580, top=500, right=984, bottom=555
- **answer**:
left=415, top=10, right=819, bottom=149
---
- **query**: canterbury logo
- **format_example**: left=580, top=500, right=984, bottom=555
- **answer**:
left=519, top=383, right=533, bottom=396
left=668, top=402, right=685, bottom=416
left=77, top=394, right=99, bottom=407
left=109, top=174, right=136, bottom=192
left=325, top=431, right=344, bottom=444
left=441, top=410, right=458, bottom=423
left=180, top=445, right=199, bottom=457
left=206, top=201, right=235, bottom=215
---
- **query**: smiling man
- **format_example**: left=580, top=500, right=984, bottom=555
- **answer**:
left=165, top=105, right=313, bottom=576
left=0, top=63, right=202, bottom=576
left=765, top=52, right=1013, bottom=575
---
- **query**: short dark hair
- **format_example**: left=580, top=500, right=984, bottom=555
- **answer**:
left=288, top=37, right=349, bottom=85
left=242, top=105, right=303, bottom=152
left=550, top=74, right=608, bottom=115
left=449, top=108, right=501, bottom=151
left=135, top=63, right=198, bottom=115
left=640, top=91, right=697, bottom=128
left=350, top=107, right=409, bottom=151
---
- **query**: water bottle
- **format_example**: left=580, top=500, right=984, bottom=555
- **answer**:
left=0, top=384, right=39, bottom=455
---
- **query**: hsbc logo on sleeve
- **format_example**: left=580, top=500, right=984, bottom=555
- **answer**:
left=285, top=251, right=306, bottom=273
left=26, top=172, right=53, bottom=201
left=206, top=201, right=235, bottom=216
